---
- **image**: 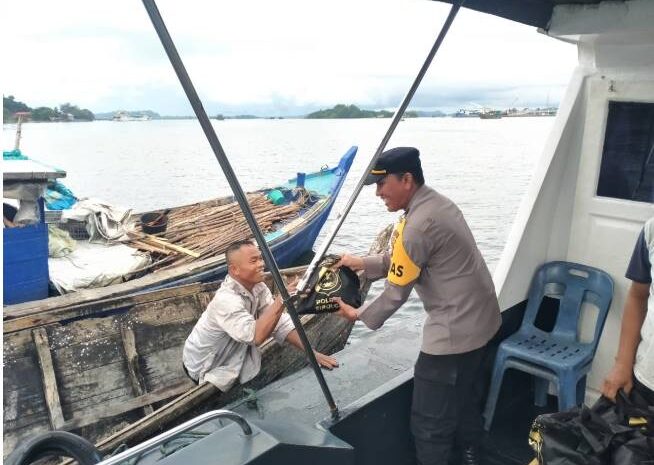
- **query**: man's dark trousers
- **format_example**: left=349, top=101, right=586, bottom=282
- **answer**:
left=411, top=345, right=487, bottom=465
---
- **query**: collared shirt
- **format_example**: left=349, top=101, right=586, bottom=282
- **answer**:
left=182, top=275, right=295, bottom=391
left=357, top=185, right=501, bottom=355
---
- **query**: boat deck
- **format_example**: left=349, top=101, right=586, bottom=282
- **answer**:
left=220, top=312, right=555, bottom=465
left=228, top=315, right=424, bottom=426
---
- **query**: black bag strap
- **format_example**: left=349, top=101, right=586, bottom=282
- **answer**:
left=617, top=389, right=654, bottom=420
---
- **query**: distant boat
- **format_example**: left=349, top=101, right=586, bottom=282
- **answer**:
left=452, top=109, right=480, bottom=118
left=113, top=111, right=151, bottom=121
left=533, top=107, right=557, bottom=117
left=479, top=109, right=502, bottom=119
left=504, top=107, right=558, bottom=117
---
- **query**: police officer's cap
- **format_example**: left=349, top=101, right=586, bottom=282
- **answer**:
left=363, top=147, right=421, bottom=185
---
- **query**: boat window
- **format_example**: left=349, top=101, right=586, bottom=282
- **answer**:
left=597, top=101, right=654, bottom=203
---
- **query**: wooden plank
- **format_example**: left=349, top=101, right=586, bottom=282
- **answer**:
left=3, top=340, right=51, bottom=433
left=125, top=295, right=202, bottom=333
left=140, top=348, right=192, bottom=392
left=2, top=389, right=50, bottom=431
left=32, top=328, right=65, bottom=429
left=3, top=330, right=36, bottom=359
left=120, top=325, right=154, bottom=415
left=52, top=334, right=125, bottom=375
left=3, top=257, right=221, bottom=316
left=91, top=383, right=218, bottom=454
left=4, top=281, right=215, bottom=334
left=61, top=381, right=191, bottom=432
left=137, top=233, right=201, bottom=258
left=57, top=360, right=133, bottom=412
left=4, top=265, right=305, bottom=324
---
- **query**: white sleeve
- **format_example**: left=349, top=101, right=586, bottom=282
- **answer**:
left=272, top=312, right=295, bottom=344
left=211, top=295, right=256, bottom=345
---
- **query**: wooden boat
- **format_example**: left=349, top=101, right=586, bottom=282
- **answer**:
left=3, top=146, right=357, bottom=314
left=2, top=225, right=393, bottom=458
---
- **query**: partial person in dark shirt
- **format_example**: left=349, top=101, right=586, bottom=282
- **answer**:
left=602, top=220, right=654, bottom=405
left=334, top=147, right=501, bottom=465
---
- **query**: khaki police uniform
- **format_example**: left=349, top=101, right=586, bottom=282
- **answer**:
left=356, top=184, right=501, bottom=465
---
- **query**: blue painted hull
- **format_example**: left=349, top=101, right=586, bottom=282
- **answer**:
left=139, top=146, right=357, bottom=292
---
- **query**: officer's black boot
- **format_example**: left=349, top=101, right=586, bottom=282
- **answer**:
left=461, top=445, right=481, bottom=465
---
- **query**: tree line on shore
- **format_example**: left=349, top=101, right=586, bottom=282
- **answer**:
left=306, top=104, right=419, bottom=119
left=3, top=97, right=438, bottom=122
left=3, top=95, right=94, bottom=122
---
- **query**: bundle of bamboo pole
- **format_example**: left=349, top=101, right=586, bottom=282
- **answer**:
left=126, top=193, right=303, bottom=271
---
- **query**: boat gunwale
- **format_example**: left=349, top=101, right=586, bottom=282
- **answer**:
left=3, top=266, right=309, bottom=334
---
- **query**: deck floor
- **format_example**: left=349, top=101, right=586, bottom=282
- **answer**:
left=153, top=311, right=557, bottom=465
left=482, top=369, right=557, bottom=465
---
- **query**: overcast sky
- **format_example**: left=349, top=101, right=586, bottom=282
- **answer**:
left=3, top=1, right=578, bottom=116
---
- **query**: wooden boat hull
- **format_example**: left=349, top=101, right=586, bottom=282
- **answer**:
left=2, top=226, right=393, bottom=459
left=3, top=146, right=357, bottom=315
left=2, top=270, right=345, bottom=457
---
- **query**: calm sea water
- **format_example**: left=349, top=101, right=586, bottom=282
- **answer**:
left=3, top=117, right=552, bottom=338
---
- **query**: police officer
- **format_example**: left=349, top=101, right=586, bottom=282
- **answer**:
left=334, top=147, right=501, bottom=465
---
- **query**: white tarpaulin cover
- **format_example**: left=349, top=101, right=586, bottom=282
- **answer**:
left=49, top=241, right=151, bottom=294
left=61, top=198, right=135, bottom=242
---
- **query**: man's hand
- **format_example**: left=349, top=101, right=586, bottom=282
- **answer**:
left=284, top=330, right=339, bottom=370
left=285, top=275, right=299, bottom=295
left=314, top=351, right=339, bottom=370
left=333, top=297, right=358, bottom=322
left=334, top=254, right=364, bottom=272
left=601, top=361, right=634, bottom=401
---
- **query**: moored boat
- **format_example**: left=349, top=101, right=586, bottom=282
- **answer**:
left=3, top=147, right=357, bottom=314
left=112, top=112, right=151, bottom=122
left=479, top=109, right=502, bottom=119
left=2, top=224, right=393, bottom=458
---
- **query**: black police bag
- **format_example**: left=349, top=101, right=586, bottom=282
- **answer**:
left=296, top=255, right=362, bottom=314
left=528, top=389, right=654, bottom=465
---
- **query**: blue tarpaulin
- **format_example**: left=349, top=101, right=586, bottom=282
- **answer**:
left=3, top=149, right=28, bottom=160
left=45, top=180, right=78, bottom=210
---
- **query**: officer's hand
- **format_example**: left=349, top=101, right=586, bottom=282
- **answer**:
left=314, top=351, right=339, bottom=370
left=332, top=297, right=358, bottom=322
left=334, top=254, right=364, bottom=272
left=601, top=361, right=634, bottom=401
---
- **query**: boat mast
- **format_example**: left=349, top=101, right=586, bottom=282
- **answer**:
left=298, top=0, right=465, bottom=293
left=13, top=112, right=31, bottom=151
left=140, top=0, right=340, bottom=419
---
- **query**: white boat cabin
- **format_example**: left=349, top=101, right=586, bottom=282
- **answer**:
left=494, top=0, right=654, bottom=402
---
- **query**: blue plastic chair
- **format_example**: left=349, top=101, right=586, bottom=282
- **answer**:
left=483, top=261, right=613, bottom=431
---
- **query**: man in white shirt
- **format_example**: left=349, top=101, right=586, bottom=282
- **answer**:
left=602, top=218, right=654, bottom=404
left=183, top=239, right=338, bottom=391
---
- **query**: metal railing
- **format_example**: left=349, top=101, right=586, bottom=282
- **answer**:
left=99, top=410, right=252, bottom=465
